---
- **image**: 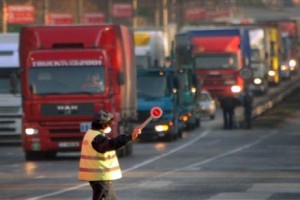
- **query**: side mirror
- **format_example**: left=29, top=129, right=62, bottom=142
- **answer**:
left=117, top=72, right=125, bottom=85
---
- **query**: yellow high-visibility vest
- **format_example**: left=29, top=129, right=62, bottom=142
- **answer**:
left=78, top=130, right=122, bottom=181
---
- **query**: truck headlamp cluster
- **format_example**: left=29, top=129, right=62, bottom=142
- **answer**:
left=289, top=59, right=296, bottom=68
left=155, top=125, right=169, bottom=132
left=180, top=115, right=189, bottom=122
left=268, top=70, right=276, bottom=77
left=280, top=64, right=288, bottom=71
left=231, top=85, right=241, bottom=93
left=25, top=128, right=39, bottom=135
left=191, top=87, right=196, bottom=94
left=253, top=78, right=262, bottom=85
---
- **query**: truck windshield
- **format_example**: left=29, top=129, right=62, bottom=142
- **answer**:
left=251, top=48, right=261, bottom=63
left=0, top=68, right=20, bottom=94
left=136, top=55, right=150, bottom=68
left=137, top=76, right=168, bottom=98
left=194, top=54, right=238, bottom=69
left=29, top=66, right=105, bottom=95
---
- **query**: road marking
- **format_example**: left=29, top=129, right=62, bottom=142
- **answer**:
left=124, top=130, right=210, bottom=172
left=142, top=130, right=277, bottom=179
left=25, top=130, right=211, bottom=200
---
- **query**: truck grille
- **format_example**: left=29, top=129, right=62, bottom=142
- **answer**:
left=40, top=119, right=86, bottom=144
left=41, top=103, right=94, bottom=117
left=0, top=118, right=21, bottom=135
left=203, top=75, right=224, bottom=85
left=0, top=106, right=20, bottom=113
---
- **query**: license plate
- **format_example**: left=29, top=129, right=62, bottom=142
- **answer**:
left=80, top=122, right=91, bottom=133
left=58, top=142, right=80, bottom=148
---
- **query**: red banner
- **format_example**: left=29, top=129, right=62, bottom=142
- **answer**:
left=5, top=4, right=35, bottom=24
left=81, top=13, right=105, bottom=24
left=185, top=8, right=206, bottom=21
left=46, top=13, right=74, bottom=25
left=111, top=3, right=133, bottom=18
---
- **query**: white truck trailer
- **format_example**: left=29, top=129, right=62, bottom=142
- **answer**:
left=134, top=29, right=169, bottom=68
left=249, top=28, right=270, bottom=95
left=0, top=33, right=22, bottom=141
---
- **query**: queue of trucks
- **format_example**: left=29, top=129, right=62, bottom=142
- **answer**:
left=134, top=29, right=200, bottom=141
left=0, top=17, right=298, bottom=160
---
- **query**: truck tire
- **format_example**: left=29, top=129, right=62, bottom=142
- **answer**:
left=177, top=129, right=183, bottom=139
left=25, top=151, right=56, bottom=161
left=25, top=151, right=40, bottom=160
left=165, top=133, right=176, bottom=142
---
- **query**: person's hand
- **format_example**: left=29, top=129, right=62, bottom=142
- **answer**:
left=131, top=127, right=142, bottom=140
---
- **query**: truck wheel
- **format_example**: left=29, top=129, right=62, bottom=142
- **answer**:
left=165, top=133, right=176, bottom=142
left=25, top=151, right=57, bottom=161
left=25, top=151, right=40, bottom=160
left=177, top=129, right=183, bottom=139
left=195, top=117, right=201, bottom=127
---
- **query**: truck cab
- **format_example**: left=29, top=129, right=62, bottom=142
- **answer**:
left=175, top=27, right=251, bottom=101
left=136, top=67, right=183, bottom=141
left=20, top=25, right=136, bottom=160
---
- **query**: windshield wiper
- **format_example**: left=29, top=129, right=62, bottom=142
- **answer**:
left=39, top=92, right=64, bottom=96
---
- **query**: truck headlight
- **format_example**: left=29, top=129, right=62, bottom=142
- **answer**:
left=191, top=87, right=196, bottom=94
left=253, top=78, right=262, bottom=85
left=280, top=65, right=288, bottom=71
left=231, top=85, right=241, bottom=93
left=180, top=115, right=189, bottom=122
left=25, top=128, right=39, bottom=135
left=155, top=125, right=169, bottom=132
left=289, top=59, right=296, bottom=68
left=268, top=70, right=276, bottom=76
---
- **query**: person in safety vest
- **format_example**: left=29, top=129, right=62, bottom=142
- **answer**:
left=78, top=109, right=141, bottom=200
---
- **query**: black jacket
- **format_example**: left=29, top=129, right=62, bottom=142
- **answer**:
left=220, top=96, right=241, bottom=111
left=92, top=132, right=132, bottom=153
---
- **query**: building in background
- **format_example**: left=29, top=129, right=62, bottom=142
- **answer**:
left=0, top=0, right=299, bottom=32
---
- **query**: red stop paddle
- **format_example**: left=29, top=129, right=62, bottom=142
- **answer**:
left=139, top=107, right=163, bottom=130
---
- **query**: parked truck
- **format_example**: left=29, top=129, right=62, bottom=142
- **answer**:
left=136, top=67, right=184, bottom=141
left=0, top=33, right=22, bottom=141
left=19, top=25, right=137, bottom=160
left=175, top=27, right=251, bottom=101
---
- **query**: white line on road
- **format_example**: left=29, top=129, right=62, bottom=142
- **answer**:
left=144, top=130, right=278, bottom=179
left=25, top=130, right=211, bottom=200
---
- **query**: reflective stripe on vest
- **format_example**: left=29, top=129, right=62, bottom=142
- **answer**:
left=78, top=129, right=122, bottom=181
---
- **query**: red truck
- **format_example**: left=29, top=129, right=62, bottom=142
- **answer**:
left=175, top=27, right=252, bottom=100
left=19, top=25, right=137, bottom=160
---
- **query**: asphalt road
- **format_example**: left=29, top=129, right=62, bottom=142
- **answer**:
left=1, top=85, right=300, bottom=200
left=1, top=74, right=300, bottom=200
